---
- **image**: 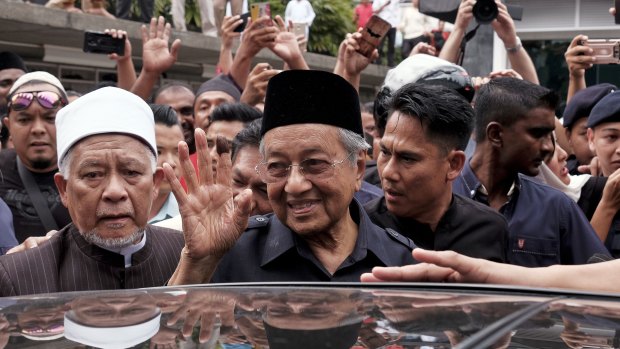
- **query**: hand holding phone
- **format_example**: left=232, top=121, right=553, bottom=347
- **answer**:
left=583, top=39, right=620, bottom=64
left=83, top=31, right=125, bottom=55
left=234, top=12, right=251, bottom=33
left=357, top=15, right=391, bottom=58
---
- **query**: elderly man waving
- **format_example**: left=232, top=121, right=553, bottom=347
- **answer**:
left=169, top=70, right=416, bottom=284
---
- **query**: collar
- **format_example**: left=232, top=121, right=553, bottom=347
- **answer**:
left=98, top=232, right=147, bottom=268
left=460, top=161, right=519, bottom=199
left=260, top=199, right=392, bottom=267
left=148, top=194, right=180, bottom=224
left=70, top=225, right=152, bottom=268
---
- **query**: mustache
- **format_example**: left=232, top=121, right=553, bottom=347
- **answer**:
left=96, top=208, right=134, bottom=219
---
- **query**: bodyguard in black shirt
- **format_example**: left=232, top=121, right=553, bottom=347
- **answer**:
left=365, top=83, right=508, bottom=262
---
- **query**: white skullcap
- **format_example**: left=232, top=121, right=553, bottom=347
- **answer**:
left=64, top=311, right=161, bottom=349
left=55, top=86, right=157, bottom=166
left=382, top=54, right=458, bottom=92
left=9, top=71, right=67, bottom=100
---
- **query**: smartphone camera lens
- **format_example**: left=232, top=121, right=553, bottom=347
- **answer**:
left=473, top=0, right=498, bottom=24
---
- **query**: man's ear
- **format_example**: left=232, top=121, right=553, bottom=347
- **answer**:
left=53, top=173, right=69, bottom=208
left=486, top=122, right=503, bottom=147
left=354, top=150, right=366, bottom=192
left=587, top=128, right=597, bottom=155
left=446, top=150, right=466, bottom=182
left=152, top=168, right=164, bottom=200
left=2, top=117, right=9, bottom=131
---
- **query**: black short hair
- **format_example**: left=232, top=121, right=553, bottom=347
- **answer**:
left=373, top=87, right=392, bottom=138
left=232, top=118, right=262, bottom=162
left=153, top=82, right=194, bottom=102
left=474, top=77, right=559, bottom=142
left=388, top=83, right=474, bottom=152
left=150, top=103, right=180, bottom=127
left=209, top=102, right=262, bottom=124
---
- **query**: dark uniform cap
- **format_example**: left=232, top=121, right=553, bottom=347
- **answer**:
left=563, top=83, right=616, bottom=128
left=195, top=74, right=241, bottom=102
left=0, top=51, right=27, bottom=72
left=261, top=70, right=363, bottom=136
left=588, top=90, right=620, bottom=128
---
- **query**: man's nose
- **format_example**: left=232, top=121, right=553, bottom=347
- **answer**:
left=102, top=174, right=129, bottom=202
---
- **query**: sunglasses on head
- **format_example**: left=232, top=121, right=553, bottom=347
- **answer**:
left=8, top=91, right=66, bottom=111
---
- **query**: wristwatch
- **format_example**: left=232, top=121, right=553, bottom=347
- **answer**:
left=505, top=36, right=522, bottom=53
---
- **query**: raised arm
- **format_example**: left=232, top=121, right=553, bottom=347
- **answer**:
left=217, top=15, right=243, bottom=75
left=105, top=28, right=136, bottom=90
left=491, top=0, right=538, bottom=84
left=229, top=16, right=278, bottom=91
left=565, top=34, right=594, bottom=102
left=439, top=0, right=475, bottom=63
left=268, top=16, right=309, bottom=70
left=336, top=31, right=378, bottom=92
left=131, top=16, right=182, bottom=100
left=166, top=129, right=252, bottom=285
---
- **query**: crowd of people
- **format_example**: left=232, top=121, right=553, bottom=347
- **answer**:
left=0, top=0, right=618, bottom=312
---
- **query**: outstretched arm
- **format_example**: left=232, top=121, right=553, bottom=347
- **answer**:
left=439, top=0, right=474, bottom=63
left=565, top=34, right=594, bottom=102
left=167, top=129, right=252, bottom=285
left=361, top=248, right=620, bottom=293
left=105, top=28, right=136, bottom=90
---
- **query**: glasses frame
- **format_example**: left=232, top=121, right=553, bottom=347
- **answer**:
left=255, top=151, right=356, bottom=184
left=7, top=90, right=67, bottom=111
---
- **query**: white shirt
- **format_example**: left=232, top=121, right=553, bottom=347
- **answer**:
left=372, top=0, right=400, bottom=27
left=399, top=6, right=437, bottom=39
left=285, top=0, right=316, bottom=26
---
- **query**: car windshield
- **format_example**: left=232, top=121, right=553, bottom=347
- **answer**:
left=2, top=283, right=620, bottom=348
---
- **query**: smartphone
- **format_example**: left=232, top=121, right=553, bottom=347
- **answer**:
left=292, top=22, right=307, bottom=51
left=584, top=39, right=620, bottom=64
left=234, top=12, right=251, bottom=32
left=616, top=0, right=620, bottom=24
left=83, top=31, right=125, bottom=55
left=357, top=15, right=391, bottom=58
left=250, top=2, right=271, bottom=22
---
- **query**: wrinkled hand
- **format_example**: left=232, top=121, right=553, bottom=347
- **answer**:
left=149, top=326, right=184, bottom=349
left=361, top=248, right=495, bottom=283
left=221, top=15, right=242, bottom=49
left=167, top=290, right=236, bottom=343
left=104, top=29, right=132, bottom=62
left=7, top=230, right=58, bottom=254
left=141, top=16, right=182, bottom=74
left=565, top=35, right=594, bottom=78
left=163, top=129, right=252, bottom=260
left=601, top=168, right=620, bottom=210
left=491, top=0, right=518, bottom=47
left=343, top=31, right=377, bottom=76
left=488, top=68, right=523, bottom=80
left=269, top=16, right=304, bottom=64
left=454, top=0, right=475, bottom=31
left=411, top=42, right=436, bottom=56
left=240, top=16, right=277, bottom=56
left=240, top=63, right=280, bottom=106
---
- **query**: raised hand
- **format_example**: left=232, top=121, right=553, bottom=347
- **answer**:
left=141, top=16, right=182, bottom=74
left=164, top=128, right=252, bottom=262
left=104, top=28, right=132, bottom=62
left=343, top=31, right=377, bottom=77
left=490, top=0, right=517, bottom=47
left=410, top=42, right=436, bottom=57
left=565, top=34, right=595, bottom=79
left=240, top=63, right=280, bottom=106
left=221, top=15, right=242, bottom=50
left=269, top=15, right=308, bottom=69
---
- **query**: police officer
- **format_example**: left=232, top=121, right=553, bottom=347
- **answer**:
left=167, top=70, right=416, bottom=285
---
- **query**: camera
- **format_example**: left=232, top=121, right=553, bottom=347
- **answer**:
left=473, top=0, right=498, bottom=24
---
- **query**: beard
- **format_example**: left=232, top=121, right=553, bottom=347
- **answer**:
left=30, top=157, right=53, bottom=170
left=81, top=228, right=145, bottom=249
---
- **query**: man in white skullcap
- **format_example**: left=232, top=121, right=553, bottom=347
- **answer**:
left=0, top=86, right=184, bottom=297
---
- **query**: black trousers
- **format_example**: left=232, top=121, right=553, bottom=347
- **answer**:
left=116, top=0, right=154, bottom=23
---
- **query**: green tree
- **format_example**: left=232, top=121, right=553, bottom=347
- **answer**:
left=305, top=0, right=355, bottom=56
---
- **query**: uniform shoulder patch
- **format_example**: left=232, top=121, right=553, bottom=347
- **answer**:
left=246, top=214, right=272, bottom=230
left=384, top=228, right=415, bottom=250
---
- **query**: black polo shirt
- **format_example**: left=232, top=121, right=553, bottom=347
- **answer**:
left=210, top=200, right=416, bottom=283
left=364, top=194, right=508, bottom=262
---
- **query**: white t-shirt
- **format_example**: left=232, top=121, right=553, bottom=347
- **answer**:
left=372, top=0, right=400, bottom=27
left=285, top=0, right=316, bottom=26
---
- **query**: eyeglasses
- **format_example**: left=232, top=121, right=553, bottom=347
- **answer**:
left=8, top=91, right=66, bottom=111
left=255, top=152, right=355, bottom=184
